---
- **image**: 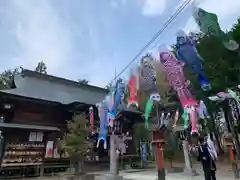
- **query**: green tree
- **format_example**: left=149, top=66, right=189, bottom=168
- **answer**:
left=169, top=18, right=240, bottom=126
left=135, top=54, right=180, bottom=165
left=164, top=132, right=178, bottom=168
left=137, top=54, right=172, bottom=111
left=133, top=123, right=150, bottom=149
left=173, top=18, right=240, bottom=156
left=60, top=114, right=92, bottom=174
left=78, top=79, right=89, bottom=84
left=0, top=68, right=20, bottom=89
left=186, top=18, right=240, bottom=94
left=35, top=61, right=47, bottom=74
left=133, top=54, right=173, bottom=146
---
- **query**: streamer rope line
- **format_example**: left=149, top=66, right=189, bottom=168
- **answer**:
left=105, top=0, right=193, bottom=88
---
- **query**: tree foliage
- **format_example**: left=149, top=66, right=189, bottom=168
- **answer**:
left=164, top=132, right=178, bottom=167
left=133, top=123, right=150, bottom=148
left=0, top=68, right=20, bottom=89
left=185, top=18, right=240, bottom=95
left=35, top=61, right=47, bottom=74
left=60, top=114, right=92, bottom=160
left=0, top=61, right=48, bottom=90
left=168, top=18, right=240, bottom=121
left=78, top=79, right=89, bottom=84
left=138, top=55, right=172, bottom=111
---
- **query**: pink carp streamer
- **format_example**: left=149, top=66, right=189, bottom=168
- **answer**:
left=159, top=47, right=198, bottom=134
left=189, top=106, right=198, bottom=133
left=89, top=106, right=95, bottom=135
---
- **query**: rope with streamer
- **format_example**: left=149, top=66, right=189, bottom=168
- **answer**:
left=105, top=0, right=193, bottom=88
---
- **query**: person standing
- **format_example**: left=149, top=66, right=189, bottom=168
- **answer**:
left=197, top=136, right=216, bottom=180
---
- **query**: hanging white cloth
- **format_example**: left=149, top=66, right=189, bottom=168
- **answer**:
left=207, top=134, right=218, bottom=160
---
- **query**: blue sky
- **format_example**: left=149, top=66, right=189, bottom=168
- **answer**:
left=0, top=0, right=239, bottom=88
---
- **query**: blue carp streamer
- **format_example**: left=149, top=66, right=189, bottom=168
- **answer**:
left=96, top=100, right=108, bottom=149
left=108, top=79, right=125, bottom=121
left=176, top=30, right=211, bottom=91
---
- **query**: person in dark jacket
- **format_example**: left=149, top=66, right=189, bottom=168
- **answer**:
left=197, top=136, right=216, bottom=180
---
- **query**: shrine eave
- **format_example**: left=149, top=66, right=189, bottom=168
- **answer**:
left=0, top=90, right=61, bottom=105
left=116, top=106, right=144, bottom=123
left=0, top=122, right=60, bottom=131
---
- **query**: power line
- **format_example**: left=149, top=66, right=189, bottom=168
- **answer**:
left=105, top=0, right=193, bottom=88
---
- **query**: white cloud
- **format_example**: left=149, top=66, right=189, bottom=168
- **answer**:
left=200, top=0, right=240, bottom=17
left=183, top=18, right=198, bottom=33
left=184, top=0, right=240, bottom=32
left=174, top=0, right=189, bottom=11
left=141, top=0, right=167, bottom=17
left=2, top=0, right=73, bottom=73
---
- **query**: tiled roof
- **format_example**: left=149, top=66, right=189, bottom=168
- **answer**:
left=0, top=69, right=107, bottom=105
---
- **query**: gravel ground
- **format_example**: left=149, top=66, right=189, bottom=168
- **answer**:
left=13, top=161, right=238, bottom=180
